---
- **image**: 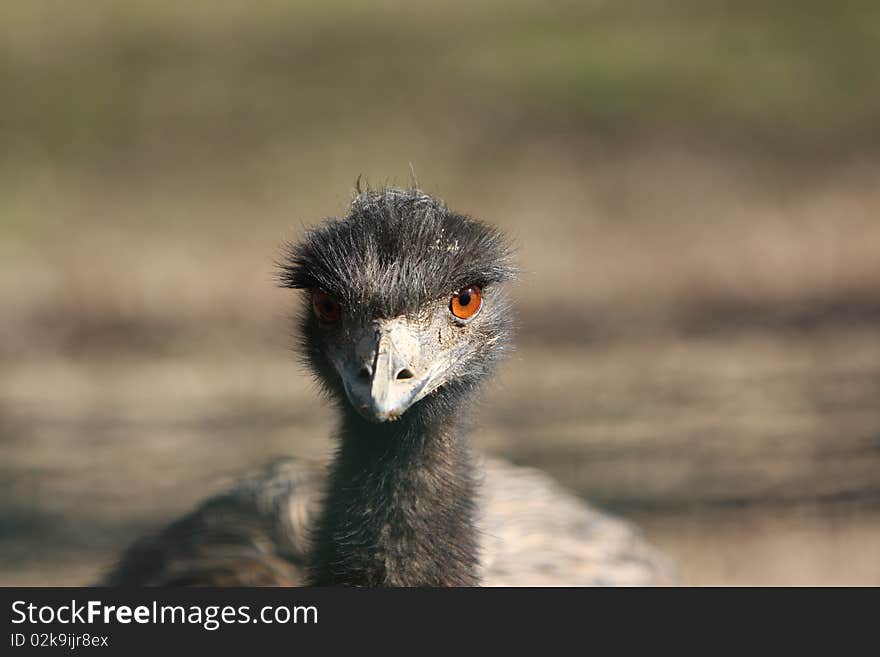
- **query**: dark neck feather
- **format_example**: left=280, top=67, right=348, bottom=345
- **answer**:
left=307, top=405, right=479, bottom=586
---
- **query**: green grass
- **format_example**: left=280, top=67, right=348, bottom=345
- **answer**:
left=2, top=0, right=879, bottom=176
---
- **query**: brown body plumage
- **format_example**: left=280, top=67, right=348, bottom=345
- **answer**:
left=104, top=457, right=671, bottom=586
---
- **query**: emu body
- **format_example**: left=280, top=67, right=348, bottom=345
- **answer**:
left=104, top=187, right=672, bottom=587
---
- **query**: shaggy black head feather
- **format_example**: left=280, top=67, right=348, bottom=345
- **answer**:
left=280, top=187, right=515, bottom=318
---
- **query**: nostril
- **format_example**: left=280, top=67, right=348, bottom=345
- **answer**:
left=395, top=368, right=414, bottom=381
left=358, top=366, right=372, bottom=381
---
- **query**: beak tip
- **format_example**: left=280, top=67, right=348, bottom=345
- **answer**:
left=351, top=400, right=403, bottom=423
left=368, top=402, right=404, bottom=423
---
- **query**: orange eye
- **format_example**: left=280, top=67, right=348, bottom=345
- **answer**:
left=450, top=285, right=482, bottom=321
left=313, top=289, right=341, bottom=323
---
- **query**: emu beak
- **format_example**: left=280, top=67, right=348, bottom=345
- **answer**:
left=336, top=318, right=442, bottom=422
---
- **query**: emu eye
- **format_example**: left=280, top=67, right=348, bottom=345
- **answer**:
left=313, top=289, right=341, bottom=323
left=450, top=285, right=482, bottom=321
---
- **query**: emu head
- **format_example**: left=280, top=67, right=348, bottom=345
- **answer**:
left=281, top=187, right=515, bottom=423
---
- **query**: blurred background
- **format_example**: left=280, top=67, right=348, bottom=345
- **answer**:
left=2, top=0, right=879, bottom=585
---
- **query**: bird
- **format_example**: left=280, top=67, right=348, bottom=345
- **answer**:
left=102, top=186, right=672, bottom=586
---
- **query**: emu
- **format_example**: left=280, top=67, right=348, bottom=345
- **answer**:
left=103, top=187, right=671, bottom=586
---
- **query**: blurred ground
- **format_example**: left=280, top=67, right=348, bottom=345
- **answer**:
left=1, top=1, right=879, bottom=585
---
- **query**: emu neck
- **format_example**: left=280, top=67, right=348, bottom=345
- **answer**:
left=307, top=409, right=479, bottom=586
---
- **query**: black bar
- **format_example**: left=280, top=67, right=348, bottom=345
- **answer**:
left=0, top=587, right=875, bottom=653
